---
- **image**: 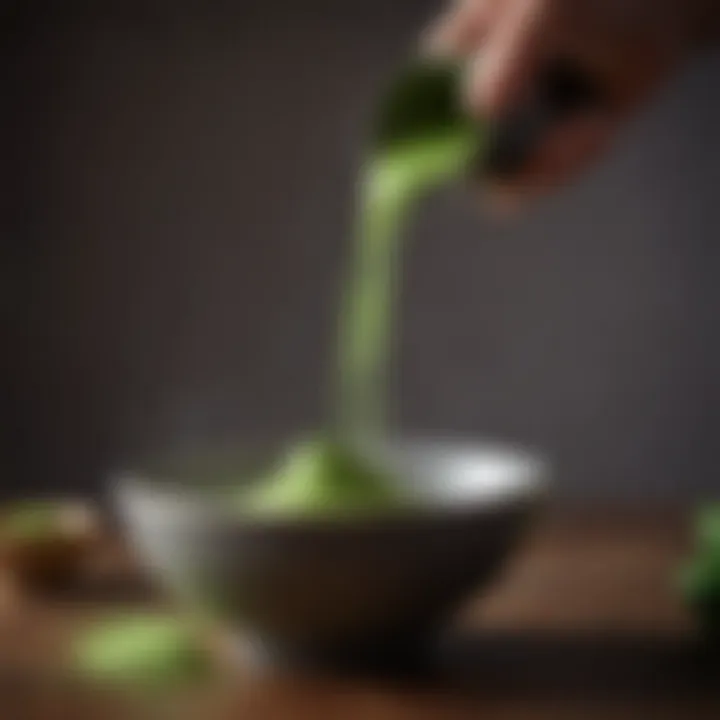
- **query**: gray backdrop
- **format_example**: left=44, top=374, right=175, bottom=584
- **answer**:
left=3, top=0, right=719, bottom=503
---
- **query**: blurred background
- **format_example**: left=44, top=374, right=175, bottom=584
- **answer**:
left=2, top=0, right=719, bottom=503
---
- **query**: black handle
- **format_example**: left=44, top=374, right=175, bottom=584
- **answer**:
left=480, top=61, right=602, bottom=180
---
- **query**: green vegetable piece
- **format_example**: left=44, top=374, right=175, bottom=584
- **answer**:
left=681, top=556, right=720, bottom=636
left=73, top=615, right=211, bottom=688
left=239, top=440, right=405, bottom=518
left=2, top=502, right=59, bottom=540
left=680, top=505, right=720, bottom=638
left=696, top=504, right=720, bottom=554
left=681, top=554, right=720, bottom=603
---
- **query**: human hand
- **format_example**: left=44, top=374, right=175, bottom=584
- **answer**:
left=427, top=0, right=715, bottom=200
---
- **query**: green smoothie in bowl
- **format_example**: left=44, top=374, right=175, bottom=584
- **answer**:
left=235, top=61, right=484, bottom=520
left=237, top=439, right=405, bottom=518
left=110, top=59, right=552, bottom=674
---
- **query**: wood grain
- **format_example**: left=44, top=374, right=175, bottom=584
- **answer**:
left=1, top=511, right=718, bottom=719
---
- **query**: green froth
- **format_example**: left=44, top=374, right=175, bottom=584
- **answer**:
left=240, top=439, right=404, bottom=517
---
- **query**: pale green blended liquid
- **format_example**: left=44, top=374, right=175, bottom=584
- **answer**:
left=336, top=130, right=479, bottom=439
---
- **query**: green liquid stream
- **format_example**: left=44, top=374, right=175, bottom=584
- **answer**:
left=241, top=69, right=481, bottom=517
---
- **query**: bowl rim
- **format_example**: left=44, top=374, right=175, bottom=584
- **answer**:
left=110, top=435, right=550, bottom=531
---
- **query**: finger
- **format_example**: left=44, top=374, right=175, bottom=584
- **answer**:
left=423, top=0, right=495, bottom=57
left=610, top=49, right=677, bottom=114
left=553, top=2, right=684, bottom=114
left=484, top=110, right=617, bottom=206
left=466, top=0, right=553, bottom=118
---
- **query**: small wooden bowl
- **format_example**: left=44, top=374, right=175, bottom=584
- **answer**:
left=0, top=501, right=102, bottom=593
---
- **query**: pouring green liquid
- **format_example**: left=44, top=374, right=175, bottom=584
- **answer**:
left=242, top=62, right=483, bottom=517
left=336, top=129, right=478, bottom=437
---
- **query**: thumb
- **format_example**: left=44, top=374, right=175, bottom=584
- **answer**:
left=466, top=0, right=552, bottom=118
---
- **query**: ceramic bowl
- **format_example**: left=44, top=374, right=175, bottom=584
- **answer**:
left=113, top=438, right=548, bottom=671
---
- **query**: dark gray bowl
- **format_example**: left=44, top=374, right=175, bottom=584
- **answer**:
left=113, top=438, right=548, bottom=672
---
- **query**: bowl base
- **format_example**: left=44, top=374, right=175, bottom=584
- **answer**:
left=229, top=630, right=443, bottom=679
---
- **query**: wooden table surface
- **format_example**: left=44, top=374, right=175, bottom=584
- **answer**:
left=2, top=511, right=719, bottom=719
